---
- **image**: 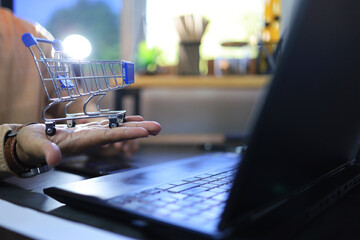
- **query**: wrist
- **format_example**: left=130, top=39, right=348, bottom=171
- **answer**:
left=4, top=124, right=51, bottom=177
left=4, top=126, right=30, bottom=175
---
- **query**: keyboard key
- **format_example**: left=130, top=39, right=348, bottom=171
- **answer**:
left=208, top=175, right=225, bottom=180
left=192, top=180, right=210, bottom=185
left=196, top=210, right=221, bottom=220
left=203, top=199, right=221, bottom=207
left=209, top=180, right=226, bottom=187
left=141, top=194, right=163, bottom=202
left=151, top=201, right=168, bottom=207
left=201, top=183, right=218, bottom=189
left=168, top=212, right=188, bottom=221
left=140, top=189, right=161, bottom=195
left=169, top=180, right=187, bottom=186
left=159, top=197, right=177, bottom=203
left=208, top=187, right=226, bottom=194
left=181, top=207, right=201, bottom=216
left=169, top=193, right=188, bottom=200
left=196, top=191, right=218, bottom=199
left=191, top=203, right=210, bottom=211
left=218, top=184, right=232, bottom=191
left=164, top=204, right=182, bottom=211
left=177, top=200, right=196, bottom=207
left=155, top=184, right=175, bottom=190
left=182, top=187, right=207, bottom=195
left=182, top=196, right=203, bottom=203
left=217, top=173, right=230, bottom=178
left=153, top=208, right=171, bottom=217
left=137, top=204, right=156, bottom=214
left=155, top=192, right=177, bottom=203
left=126, top=193, right=147, bottom=199
left=212, top=193, right=229, bottom=202
left=182, top=176, right=200, bottom=182
left=194, top=173, right=212, bottom=179
left=168, top=183, right=199, bottom=193
left=121, top=201, right=144, bottom=210
left=205, top=170, right=226, bottom=175
left=216, top=179, right=231, bottom=184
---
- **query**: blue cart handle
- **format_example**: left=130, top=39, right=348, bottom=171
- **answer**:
left=22, top=33, right=63, bottom=51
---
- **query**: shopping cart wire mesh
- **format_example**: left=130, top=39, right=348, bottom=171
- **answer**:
left=22, top=33, right=134, bottom=135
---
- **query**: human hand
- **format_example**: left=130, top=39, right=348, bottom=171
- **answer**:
left=83, top=116, right=144, bottom=158
left=14, top=116, right=161, bottom=167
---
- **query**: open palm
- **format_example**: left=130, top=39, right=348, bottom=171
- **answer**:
left=15, top=116, right=161, bottom=167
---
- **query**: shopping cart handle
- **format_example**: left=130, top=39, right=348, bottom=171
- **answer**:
left=22, top=33, right=63, bottom=51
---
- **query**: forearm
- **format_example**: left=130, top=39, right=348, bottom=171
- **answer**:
left=0, top=124, right=22, bottom=179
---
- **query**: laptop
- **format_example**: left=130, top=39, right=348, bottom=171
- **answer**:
left=44, top=0, right=360, bottom=239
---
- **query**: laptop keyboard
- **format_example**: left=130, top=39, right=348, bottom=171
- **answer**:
left=107, top=166, right=237, bottom=229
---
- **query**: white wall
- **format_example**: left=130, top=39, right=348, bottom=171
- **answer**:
left=137, top=88, right=265, bottom=135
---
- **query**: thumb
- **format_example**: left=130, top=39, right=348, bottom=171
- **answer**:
left=42, top=142, right=62, bottom=167
left=16, top=124, right=62, bottom=167
left=17, top=138, right=62, bottom=167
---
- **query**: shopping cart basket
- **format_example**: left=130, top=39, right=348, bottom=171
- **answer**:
left=22, top=33, right=134, bottom=135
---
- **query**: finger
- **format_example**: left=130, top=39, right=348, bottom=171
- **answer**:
left=130, top=140, right=140, bottom=153
left=69, top=116, right=147, bottom=129
left=124, top=140, right=139, bottom=157
left=113, top=141, right=124, bottom=150
left=84, top=116, right=145, bottom=126
left=97, top=127, right=150, bottom=143
left=56, top=126, right=149, bottom=154
left=100, top=143, right=111, bottom=149
left=82, top=121, right=103, bottom=127
left=125, top=115, right=144, bottom=122
left=122, top=143, right=131, bottom=158
left=99, top=119, right=109, bottom=126
left=122, top=121, right=161, bottom=135
left=43, top=142, right=62, bottom=167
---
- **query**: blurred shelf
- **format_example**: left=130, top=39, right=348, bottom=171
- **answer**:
left=221, top=41, right=248, bottom=47
left=116, top=75, right=270, bottom=114
left=129, top=75, right=270, bottom=89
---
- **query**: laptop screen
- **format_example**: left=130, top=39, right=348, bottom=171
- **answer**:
left=223, top=0, right=360, bottom=222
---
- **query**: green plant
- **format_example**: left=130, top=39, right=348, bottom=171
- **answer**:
left=135, top=41, right=161, bottom=74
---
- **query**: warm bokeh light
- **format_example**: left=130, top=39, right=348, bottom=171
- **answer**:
left=146, top=0, right=264, bottom=65
left=63, top=34, right=92, bottom=59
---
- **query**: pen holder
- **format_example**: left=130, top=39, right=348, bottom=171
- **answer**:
left=177, top=41, right=200, bottom=75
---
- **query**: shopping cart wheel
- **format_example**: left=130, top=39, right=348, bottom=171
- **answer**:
left=117, top=112, right=126, bottom=124
left=45, top=122, right=56, bottom=136
left=67, top=119, right=76, bottom=128
left=109, top=117, right=119, bottom=128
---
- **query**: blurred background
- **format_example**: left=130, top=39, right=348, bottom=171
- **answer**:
left=4, top=0, right=299, bottom=144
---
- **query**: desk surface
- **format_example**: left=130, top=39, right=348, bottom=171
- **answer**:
left=1, top=144, right=360, bottom=239
left=128, top=75, right=270, bottom=89
left=0, top=145, right=205, bottom=239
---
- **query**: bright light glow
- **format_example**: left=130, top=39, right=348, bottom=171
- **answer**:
left=146, top=0, right=264, bottom=65
left=63, top=34, right=92, bottom=59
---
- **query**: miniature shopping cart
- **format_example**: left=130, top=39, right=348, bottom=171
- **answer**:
left=22, top=33, right=134, bottom=135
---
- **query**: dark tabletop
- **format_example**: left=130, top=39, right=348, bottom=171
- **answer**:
left=1, top=144, right=360, bottom=240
